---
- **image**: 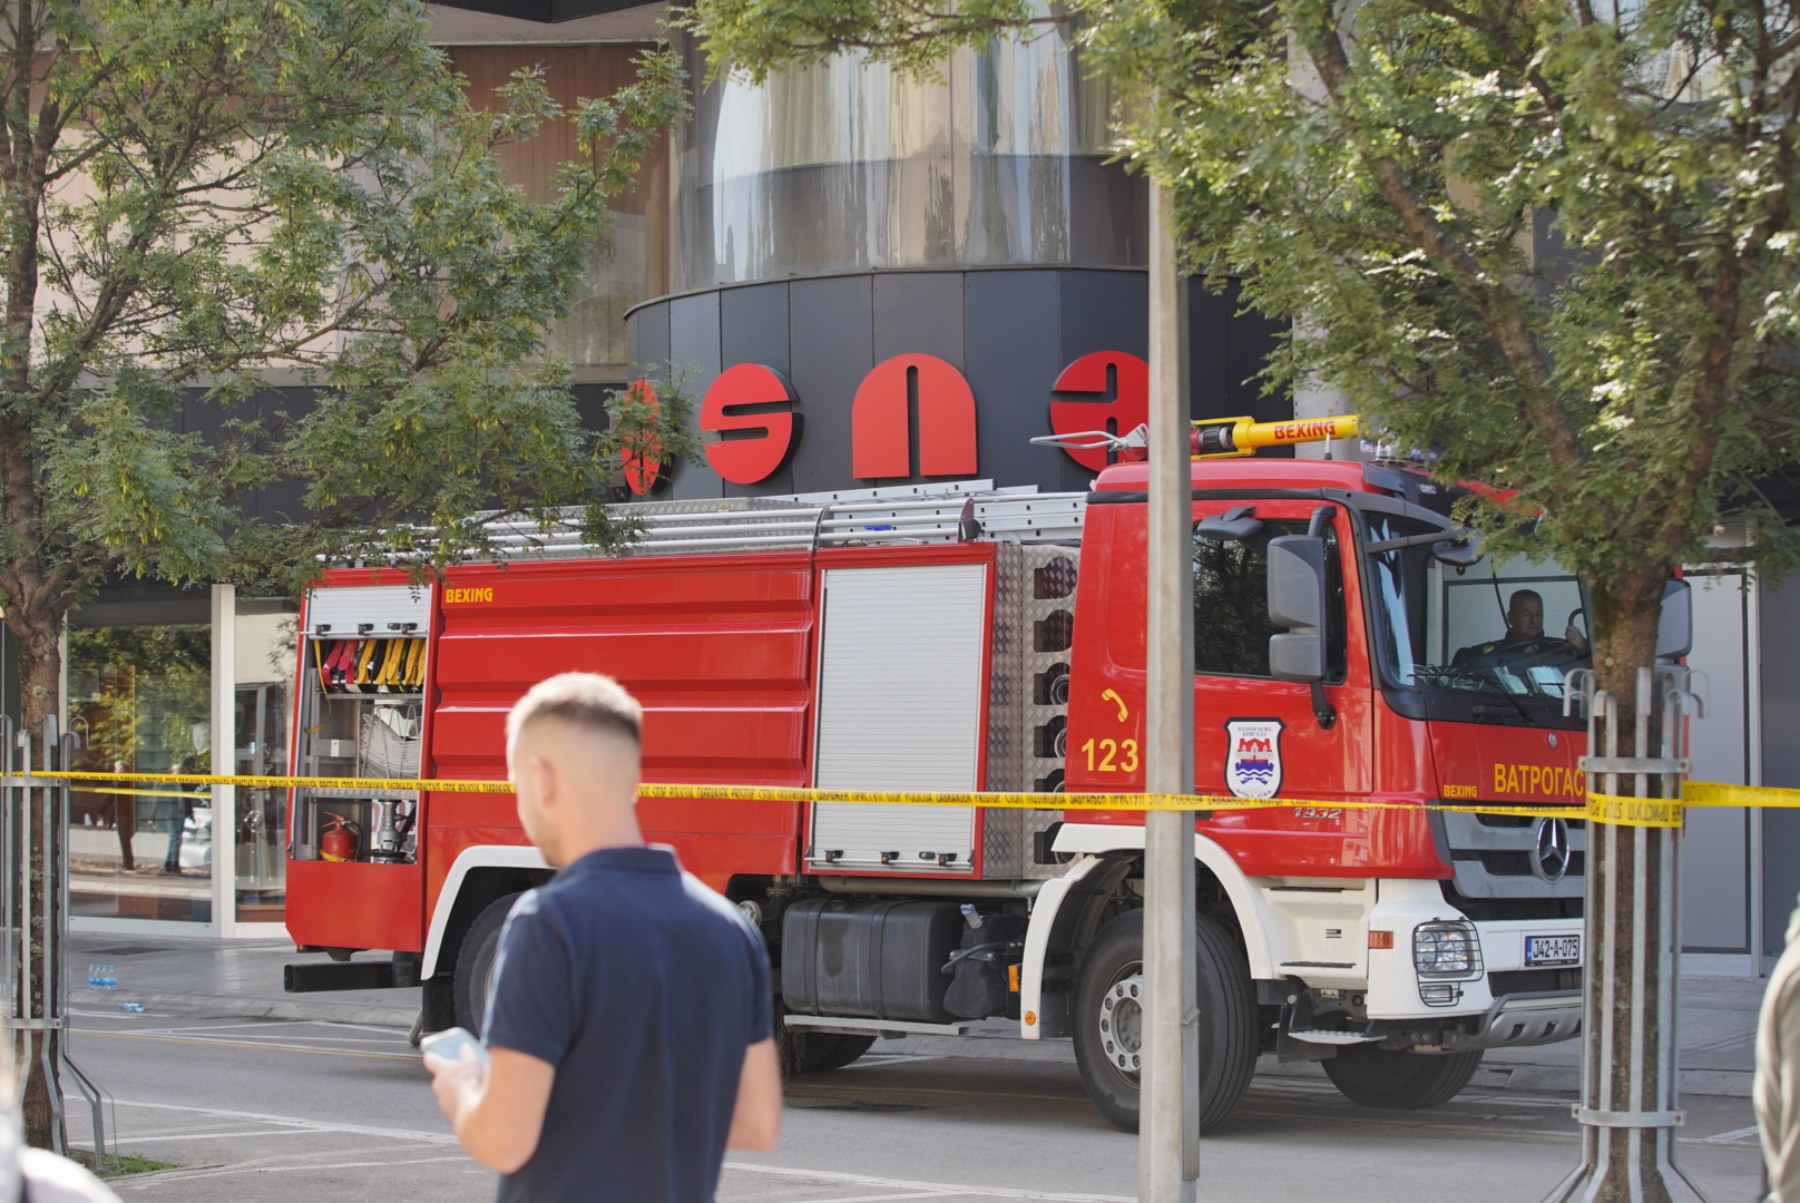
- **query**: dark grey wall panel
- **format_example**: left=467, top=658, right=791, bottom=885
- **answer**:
left=1060, top=269, right=1146, bottom=364
left=1189, top=282, right=1290, bottom=447
left=965, top=271, right=1065, bottom=491
left=1762, top=569, right=1800, bottom=957
left=721, top=283, right=792, bottom=374
left=720, top=283, right=795, bottom=496
left=1218, top=283, right=1287, bottom=425
left=872, top=274, right=964, bottom=365
left=667, top=291, right=724, bottom=500
left=633, top=300, right=670, bottom=380
left=787, top=275, right=874, bottom=493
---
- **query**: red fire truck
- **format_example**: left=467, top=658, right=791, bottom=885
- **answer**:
left=282, top=441, right=1670, bottom=1131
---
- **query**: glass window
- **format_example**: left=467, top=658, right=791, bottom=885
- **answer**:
left=672, top=26, right=1145, bottom=291
left=1365, top=511, right=1590, bottom=701
left=67, top=624, right=213, bottom=923
left=1193, top=519, right=1346, bottom=680
left=233, top=599, right=297, bottom=924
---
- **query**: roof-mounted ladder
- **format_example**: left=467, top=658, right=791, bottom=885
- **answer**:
left=443, top=480, right=1087, bottom=562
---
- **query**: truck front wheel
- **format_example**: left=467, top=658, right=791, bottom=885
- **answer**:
left=794, top=1034, right=877, bottom=1074
left=1322, top=1045, right=1483, bottom=1109
left=454, top=893, right=522, bottom=1035
left=1072, top=908, right=1257, bottom=1133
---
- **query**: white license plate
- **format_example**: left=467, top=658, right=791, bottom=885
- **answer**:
left=1525, top=934, right=1581, bottom=967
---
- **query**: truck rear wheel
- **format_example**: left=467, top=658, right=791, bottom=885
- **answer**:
left=1072, top=908, right=1257, bottom=1133
left=1322, top=1045, right=1483, bottom=1109
left=454, top=893, right=522, bottom=1035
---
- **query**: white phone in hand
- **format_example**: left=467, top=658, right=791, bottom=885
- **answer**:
left=421, top=1026, right=489, bottom=1076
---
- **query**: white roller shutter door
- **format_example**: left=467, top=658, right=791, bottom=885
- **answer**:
left=305, top=585, right=431, bottom=634
left=809, top=564, right=987, bottom=871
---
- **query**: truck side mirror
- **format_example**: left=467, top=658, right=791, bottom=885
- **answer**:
left=1431, top=536, right=1481, bottom=568
left=1267, top=535, right=1327, bottom=683
left=1656, top=578, right=1692, bottom=660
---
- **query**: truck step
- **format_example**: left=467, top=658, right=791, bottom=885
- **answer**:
left=1285, top=1029, right=1384, bottom=1046
left=783, top=1014, right=973, bottom=1038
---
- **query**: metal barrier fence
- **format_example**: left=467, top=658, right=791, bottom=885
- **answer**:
left=0, top=713, right=109, bottom=1169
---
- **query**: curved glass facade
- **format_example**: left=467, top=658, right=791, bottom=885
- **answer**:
left=674, top=27, right=1146, bottom=291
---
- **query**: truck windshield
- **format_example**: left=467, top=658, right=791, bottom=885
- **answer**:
left=1364, top=513, right=1590, bottom=702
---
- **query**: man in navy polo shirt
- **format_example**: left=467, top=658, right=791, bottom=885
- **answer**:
left=426, top=672, right=782, bottom=1201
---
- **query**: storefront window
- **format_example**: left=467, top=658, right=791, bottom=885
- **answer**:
left=67, top=624, right=213, bottom=923
left=232, top=599, right=296, bottom=924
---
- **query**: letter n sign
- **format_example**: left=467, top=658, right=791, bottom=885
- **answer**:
left=701, top=363, right=800, bottom=484
left=851, top=354, right=977, bottom=479
left=1048, top=351, right=1149, bottom=471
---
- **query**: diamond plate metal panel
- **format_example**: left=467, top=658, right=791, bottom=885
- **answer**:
left=982, top=543, right=1076, bottom=879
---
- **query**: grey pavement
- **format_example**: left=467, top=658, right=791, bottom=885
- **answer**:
left=65, top=930, right=1768, bottom=1099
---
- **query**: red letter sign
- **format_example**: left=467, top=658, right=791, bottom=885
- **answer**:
left=701, top=364, right=800, bottom=484
left=619, top=378, right=662, bottom=495
left=1048, top=351, right=1149, bottom=471
left=851, top=354, right=977, bottom=478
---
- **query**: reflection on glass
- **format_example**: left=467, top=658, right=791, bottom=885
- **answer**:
left=674, top=22, right=1144, bottom=291
left=67, top=625, right=213, bottom=923
left=1192, top=521, right=1347, bottom=680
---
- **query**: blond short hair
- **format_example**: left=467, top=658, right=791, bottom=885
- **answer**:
left=506, top=673, right=643, bottom=749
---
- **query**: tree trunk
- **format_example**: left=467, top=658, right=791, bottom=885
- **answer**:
left=7, top=610, right=66, bottom=1153
left=1548, top=569, right=1705, bottom=1203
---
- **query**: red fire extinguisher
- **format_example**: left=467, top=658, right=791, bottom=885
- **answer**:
left=319, top=812, right=359, bottom=863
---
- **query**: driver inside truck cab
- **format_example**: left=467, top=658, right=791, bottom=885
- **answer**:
left=1453, top=589, right=1579, bottom=663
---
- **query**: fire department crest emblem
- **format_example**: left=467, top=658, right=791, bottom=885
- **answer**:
left=1225, top=719, right=1285, bottom=800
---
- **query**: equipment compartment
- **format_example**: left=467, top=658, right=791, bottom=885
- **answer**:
left=781, top=898, right=963, bottom=1023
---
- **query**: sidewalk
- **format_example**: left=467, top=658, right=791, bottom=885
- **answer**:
left=65, top=930, right=1767, bottom=1099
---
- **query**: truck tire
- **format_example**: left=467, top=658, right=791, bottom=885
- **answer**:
left=1322, top=1045, right=1483, bottom=1109
left=795, top=1034, right=877, bottom=1074
left=1072, top=908, right=1258, bottom=1133
left=454, top=893, right=522, bottom=1035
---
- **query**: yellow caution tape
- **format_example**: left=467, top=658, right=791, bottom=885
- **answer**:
left=1582, top=792, right=1683, bottom=829
left=26, top=771, right=1800, bottom=827
left=1684, top=780, right=1800, bottom=809
left=65, top=786, right=209, bottom=800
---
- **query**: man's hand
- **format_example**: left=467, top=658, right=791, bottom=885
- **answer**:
left=424, top=1044, right=555, bottom=1174
left=425, top=1045, right=484, bottom=1126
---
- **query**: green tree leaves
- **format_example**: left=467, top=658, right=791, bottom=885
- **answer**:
left=0, top=1, right=691, bottom=640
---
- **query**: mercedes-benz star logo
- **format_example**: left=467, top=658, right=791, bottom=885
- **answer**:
left=1533, top=817, right=1571, bottom=882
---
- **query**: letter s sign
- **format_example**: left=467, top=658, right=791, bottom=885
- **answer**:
left=701, top=364, right=801, bottom=485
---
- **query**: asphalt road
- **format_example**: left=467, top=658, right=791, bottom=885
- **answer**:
left=59, top=1007, right=1766, bottom=1202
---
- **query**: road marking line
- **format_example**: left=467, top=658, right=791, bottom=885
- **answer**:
left=114, top=1019, right=405, bottom=1037
left=122, top=1154, right=470, bottom=1185
left=802, top=1192, right=956, bottom=1201
left=105, top=1098, right=458, bottom=1145
left=98, top=1127, right=319, bottom=1143
left=1703, top=1124, right=1762, bottom=1144
left=722, top=1163, right=1134, bottom=1202
left=82, top=1029, right=416, bottom=1062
